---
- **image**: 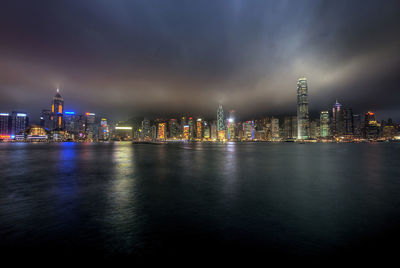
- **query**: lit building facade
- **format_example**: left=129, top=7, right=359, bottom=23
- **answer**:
left=271, top=117, right=280, bottom=141
left=51, top=89, right=64, bottom=130
left=283, top=116, right=297, bottom=140
left=11, top=111, right=29, bottom=135
left=99, top=118, right=110, bottom=140
left=196, top=118, right=203, bottom=139
left=188, top=117, right=195, bottom=140
left=158, top=123, right=166, bottom=140
left=297, top=78, right=309, bottom=140
left=343, top=108, right=354, bottom=138
left=243, top=121, right=255, bottom=140
left=320, top=111, right=330, bottom=138
left=217, top=105, right=225, bottom=137
left=41, top=109, right=53, bottom=130
left=183, top=125, right=189, bottom=140
left=168, top=119, right=179, bottom=139
left=0, top=113, right=10, bottom=135
left=332, top=99, right=343, bottom=137
left=85, top=113, right=98, bottom=140
left=364, top=111, right=380, bottom=140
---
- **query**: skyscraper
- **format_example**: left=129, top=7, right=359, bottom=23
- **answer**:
left=217, top=105, right=225, bottom=132
left=364, top=111, right=380, bottom=140
left=320, top=111, right=330, bottom=138
left=0, top=113, right=11, bottom=135
left=85, top=113, right=97, bottom=140
left=41, top=109, right=53, bottom=130
left=343, top=108, right=354, bottom=138
left=188, top=117, right=195, bottom=140
left=283, top=116, right=297, bottom=140
left=271, top=117, right=280, bottom=141
left=297, top=78, right=309, bottom=140
left=52, top=89, right=64, bottom=130
left=331, top=99, right=343, bottom=137
left=141, top=118, right=151, bottom=139
left=158, top=122, right=166, bottom=140
left=196, top=118, right=203, bottom=139
left=168, top=118, right=179, bottom=139
left=11, top=111, right=29, bottom=135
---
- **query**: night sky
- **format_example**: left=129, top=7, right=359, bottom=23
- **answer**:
left=0, top=0, right=399, bottom=121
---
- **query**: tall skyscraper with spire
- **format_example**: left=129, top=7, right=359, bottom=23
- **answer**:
left=217, top=105, right=225, bottom=141
left=217, top=105, right=224, bottom=131
left=297, top=78, right=309, bottom=140
left=332, top=99, right=342, bottom=137
left=52, top=88, right=64, bottom=130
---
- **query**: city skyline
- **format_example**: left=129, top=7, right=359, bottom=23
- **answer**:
left=0, top=0, right=399, bottom=120
left=1, top=82, right=398, bottom=143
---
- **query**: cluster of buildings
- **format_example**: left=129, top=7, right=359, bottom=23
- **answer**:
left=132, top=78, right=399, bottom=142
left=1, top=78, right=399, bottom=142
left=0, top=90, right=132, bottom=142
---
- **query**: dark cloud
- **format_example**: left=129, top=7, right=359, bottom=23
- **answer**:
left=0, top=0, right=399, bottom=121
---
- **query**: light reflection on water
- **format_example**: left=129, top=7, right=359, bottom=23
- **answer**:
left=0, top=142, right=400, bottom=260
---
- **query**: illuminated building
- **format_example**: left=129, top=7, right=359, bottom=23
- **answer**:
left=181, top=116, right=187, bottom=134
left=227, top=120, right=236, bottom=140
left=353, top=114, right=361, bottom=138
left=0, top=113, right=10, bottom=135
left=141, top=118, right=151, bottom=140
left=217, top=130, right=225, bottom=141
left=320, top=111, right=330, bottom=138
left=297, top=78, right=309, bottom=140
left=183, top=125, right=189, bottom=140
left=203, top=121, right=210, bottom=139
left=217, top=105, right=225, bottom=140
left=85, top=113, right=98, bottom=140
left=243, top=121, right=255, bottom=140
left=40, top=109, right=53, bottom=130
left=99, top=118, right=110, bottom=140
left=271, top=117, right=280, bottom=141
left=26, top=125, right=47, bottom=141
left=196, top=118, right=203, bottom=139
left=364, top=111, right=380, bottom=140
left=114, top=124, right=133, bottom=141
left=168, top=119, right=179, bottom=139
left=309, top=120, right=319, bottom=140
left=211, top=122, right=217, bottom=140
left=188, top=117, right=195, bottom=140
left=343, top=108, right=354, bottom=138
left=52, top=89, right=64, bottom=130
left=331, top=99, right=343, bottom=137
left=151, top=125, right=157, bottom=140
left=158, top=122, right=166, bottom=140
left=383, top=125, right=395, bottom=140
left=64, top=112, right=85, bottom=139
left=227, top=110, right=235, bottom=140
left=11, top=111, right=29, bottom=135
left=283, top=116, right=297, bottom=140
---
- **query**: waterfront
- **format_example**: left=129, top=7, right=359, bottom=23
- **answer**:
left=1, top=142, right=400, bottom=262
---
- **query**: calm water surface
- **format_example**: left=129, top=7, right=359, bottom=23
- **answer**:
left=1, top=142, right=400, bottom=262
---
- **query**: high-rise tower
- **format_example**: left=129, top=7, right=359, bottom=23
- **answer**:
left=331, top=99, right=342, bottom=137
left=320, top=111, right=330, bottom=138
left=217, top=105, right=224, bottom=131
left=52, top=88, right=64, bottom=130
left=297, top=78, right=309, bottom=140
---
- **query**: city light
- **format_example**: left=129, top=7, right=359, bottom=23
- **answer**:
left=115, top=126, right=132, bottom=130
left=65, top=111, right=75, bottom=115
left=86, top=112, right=95, bottom=116
left=17, top=113, right=27, bottom=117
left=0, top=113, right=9, bottom=116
